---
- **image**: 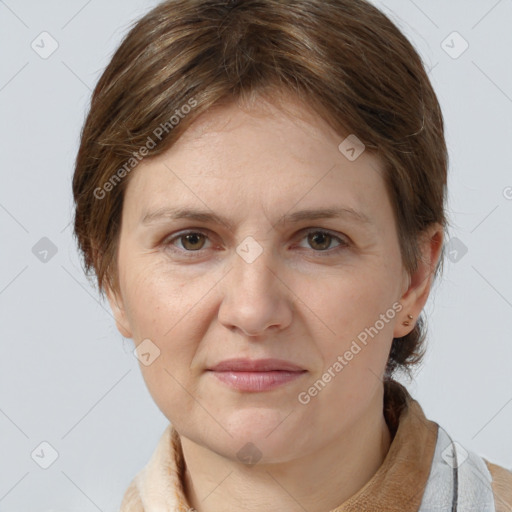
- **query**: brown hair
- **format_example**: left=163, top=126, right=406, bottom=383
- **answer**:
left=72, top=0, right=448, bottom=378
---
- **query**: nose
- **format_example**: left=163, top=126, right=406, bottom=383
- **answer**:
left=217, top=245, right=293, bottom=337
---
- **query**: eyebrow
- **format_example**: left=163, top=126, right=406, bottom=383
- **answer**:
left=140, top=206, right=374, bottom=230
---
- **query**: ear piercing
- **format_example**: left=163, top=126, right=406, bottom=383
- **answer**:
left=402, top=314, right=413, bottom=326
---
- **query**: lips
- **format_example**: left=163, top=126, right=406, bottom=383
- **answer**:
left=207, top=358, right=307, bottom=392
left=208, top=358, right=305, bottom=372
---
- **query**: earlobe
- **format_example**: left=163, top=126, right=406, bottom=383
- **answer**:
left=394, top=224, right=444, bottom=338
left=104, top=284, right=133, bottom=339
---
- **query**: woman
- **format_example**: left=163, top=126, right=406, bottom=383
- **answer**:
left=72, top=0, right=512, bottom=510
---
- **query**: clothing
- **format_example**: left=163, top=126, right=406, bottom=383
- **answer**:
left=120, top=381, right=512, bottom=511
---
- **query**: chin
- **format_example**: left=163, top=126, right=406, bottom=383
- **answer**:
left=217, top=408, right=307, bottom=463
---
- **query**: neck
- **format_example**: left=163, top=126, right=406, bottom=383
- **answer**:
left=180, top=391, right=392, bottom=512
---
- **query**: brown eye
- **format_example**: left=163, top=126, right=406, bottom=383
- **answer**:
left=297, top=229, right=348, bottom=254
left=180, top=232, right=206, bottom=251
left=307, top=231, right=333, bottom=251
left=163, top=229, right=215, bottom=258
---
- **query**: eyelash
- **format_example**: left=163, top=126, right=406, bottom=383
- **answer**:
left=162, top=229, right=350, bottom=258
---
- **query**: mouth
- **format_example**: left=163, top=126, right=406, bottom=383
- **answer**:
left=206, top=358, right=307, bottom=392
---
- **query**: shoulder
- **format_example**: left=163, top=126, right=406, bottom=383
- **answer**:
left=388, top=382, right=511, bottom=511
left=119, top=478, right=143, bottom=512
left=484, top=459, right=512, bottom=512
left=118, top=425, right=174, bottom=511
left=118, top=424, right=188, bottom=511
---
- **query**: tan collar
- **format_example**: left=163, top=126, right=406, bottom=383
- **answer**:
left=331, top=381, right=439, bottom=511
left=121, top=381, right=439, bottom=511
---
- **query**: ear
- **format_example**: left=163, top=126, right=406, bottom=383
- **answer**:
left=104, top=282, right=133, bottom=339
left=394, top=223, right=444, bottom=338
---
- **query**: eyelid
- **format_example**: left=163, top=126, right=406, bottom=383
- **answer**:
left=163, top=229, right=215, bottom=251
left=294, top=228, right=350, bottom=251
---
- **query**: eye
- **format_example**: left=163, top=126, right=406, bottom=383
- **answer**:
left=297, top=229, right=349, bottom=253
left=165, top=231, right=211, bottom=252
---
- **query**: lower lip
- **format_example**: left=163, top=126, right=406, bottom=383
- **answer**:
left=209, top=370, right=306, bottom=392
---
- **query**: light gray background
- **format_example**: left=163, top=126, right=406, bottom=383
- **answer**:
left=1, top=0, right=511, bottom=510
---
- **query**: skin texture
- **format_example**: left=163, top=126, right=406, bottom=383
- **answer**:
left=106, top=96, right=443, bottom=512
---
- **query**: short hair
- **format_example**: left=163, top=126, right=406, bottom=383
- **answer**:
left=72, top=0, right=448, bottom=378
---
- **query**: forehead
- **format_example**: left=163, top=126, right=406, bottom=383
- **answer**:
left=122, top=98, right=390, bottom=231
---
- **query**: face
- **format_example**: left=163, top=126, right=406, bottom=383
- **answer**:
left=107, top=96, right=433, bottom=464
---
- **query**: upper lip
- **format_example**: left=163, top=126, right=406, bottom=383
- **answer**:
left=208, top=358, right=305, bottom=372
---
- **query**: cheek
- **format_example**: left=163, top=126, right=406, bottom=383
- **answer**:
left=293, top=265, right=400, bottom=416
left=294, top=273, right=399, bottom=428
left=119, top=259, right=217, bottom=417
left=121, top=255, right=206, bottom=338
left=300, top=265, right=399, bottom=345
